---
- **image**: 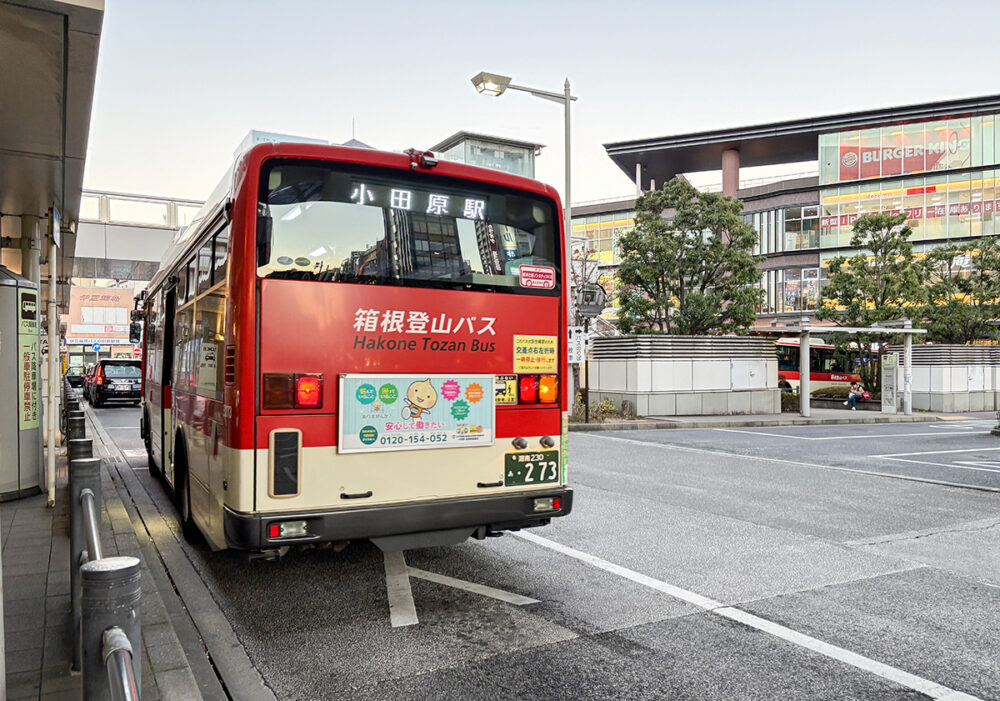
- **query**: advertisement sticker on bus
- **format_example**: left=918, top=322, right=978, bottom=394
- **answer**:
left=518, top=264, right=556, bottom=290
left=513, top=335, right=558, bottom=372
left=338, top=373, right=495, bottom=453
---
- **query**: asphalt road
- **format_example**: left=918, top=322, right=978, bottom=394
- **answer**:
left=89, top=403, right=1000, bottom=701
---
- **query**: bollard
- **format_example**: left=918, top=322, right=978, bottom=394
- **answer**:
left=69, top=456, right=102, bottom=672
left=67, top=412, right=86, bottom=443
left=81, top=557, right=142, bottom=700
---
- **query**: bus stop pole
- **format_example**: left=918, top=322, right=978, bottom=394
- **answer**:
left=903, top=321, right=913, bottom=416
left=46, top=233, right=59, bottom=507
left=799, top=316, right=810, bottom=418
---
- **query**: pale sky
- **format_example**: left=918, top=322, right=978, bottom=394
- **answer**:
left=84, top=0, right=1000, bottom=205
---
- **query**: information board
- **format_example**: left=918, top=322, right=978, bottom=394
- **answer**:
left=17, top=289, right=39, bottom=429
left=881, top=352, right=898, bottom=415
left=339, top=374, right=495, bottom=453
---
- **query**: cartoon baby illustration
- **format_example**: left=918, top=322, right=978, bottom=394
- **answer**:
left=402, top=379, right=437, bottom=420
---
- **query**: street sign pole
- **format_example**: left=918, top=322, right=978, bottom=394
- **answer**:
left=584, top=318, right=590, bottom=423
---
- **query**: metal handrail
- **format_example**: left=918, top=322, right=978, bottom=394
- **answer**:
left=103, top=628, right=140, bottom=701
left=81, top=489, right=103, bottom=562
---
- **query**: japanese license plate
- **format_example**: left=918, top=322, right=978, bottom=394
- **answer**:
left=504, top=451, right=559, bottom=487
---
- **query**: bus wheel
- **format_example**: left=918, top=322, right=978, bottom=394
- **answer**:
left=173, top=440, right=201, bottom=544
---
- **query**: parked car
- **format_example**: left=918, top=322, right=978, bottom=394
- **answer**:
left=82, top=363, right=97, bottom=400
left=88, top=359, right=142, bottom=407
left=64, top=366, right=86, bottom=389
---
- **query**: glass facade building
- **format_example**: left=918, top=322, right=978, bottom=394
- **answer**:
left=570, top=209, right=636, bottom=318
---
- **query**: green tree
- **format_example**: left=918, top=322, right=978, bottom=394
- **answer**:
left=816, top=212, right=926, bottom=391
left=615, top=178, right=761, bottom=335
left=922, top=237, right=1000, bottom=344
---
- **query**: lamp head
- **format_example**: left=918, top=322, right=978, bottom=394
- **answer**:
left=471, top=71, right=511, bottom=97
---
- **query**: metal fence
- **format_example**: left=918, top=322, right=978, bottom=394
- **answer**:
left=62, top=379, right=142, bottom=701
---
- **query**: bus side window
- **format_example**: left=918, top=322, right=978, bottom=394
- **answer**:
left=198, top=240, right=213, bottom=294
left=213, top=226, right=229, bottom=284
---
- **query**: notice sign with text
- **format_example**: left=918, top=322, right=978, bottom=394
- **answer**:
left=18, top=288, right=39, bottom=429
left=338, top=374, right=495, bottom=453
left=513, top=335, right=557, bottom=373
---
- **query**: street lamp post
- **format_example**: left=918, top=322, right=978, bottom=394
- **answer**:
left=472, top=70, right=578, bottom=399
left=470, top=74, right=577, bottom=232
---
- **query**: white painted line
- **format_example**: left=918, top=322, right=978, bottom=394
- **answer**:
left=876, top=457, right=1000, bottom=474
left=715, top=607, right=982, bottom=701
left=383, top=552, right=418, bottom=627
left=408, top=568, right=539, bottom=605
left=874, top=447, right=1000, bottom=458
left=583, top=433, right=1000, bottom=493
left=514, top=530, right=983, bottom=701
left=714, top=428, right=972, bottom=441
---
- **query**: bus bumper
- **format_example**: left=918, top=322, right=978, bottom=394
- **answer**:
left=223, top=487, right=574, bottom=551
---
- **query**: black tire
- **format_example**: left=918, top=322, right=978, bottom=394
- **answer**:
left=92, top=394, right=102, bottom=408
left=173, top=440, right=201, bottom=543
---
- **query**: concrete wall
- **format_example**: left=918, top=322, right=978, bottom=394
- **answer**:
left=588, top=336, right=781, bottom=417
left=889, top=344, right=1000, bottom=413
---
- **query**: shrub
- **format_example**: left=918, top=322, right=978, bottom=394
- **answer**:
left=810, top=385, right=880, bottom=400
left=781, top=391, right=799, bottom=412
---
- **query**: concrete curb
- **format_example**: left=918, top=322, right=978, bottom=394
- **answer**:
left=569, top=415, right=941, bottom=432
left=84, top=408, right=221, bottom=701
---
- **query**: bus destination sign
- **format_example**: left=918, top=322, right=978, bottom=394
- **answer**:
left=338, top=373, right=495, bottom=454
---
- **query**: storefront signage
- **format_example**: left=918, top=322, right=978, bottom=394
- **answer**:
left=819, top=200, right=1000, bottom=229
left=338, top=373, right=495, bottom=453
left=838, top=126, right=971, bottom=182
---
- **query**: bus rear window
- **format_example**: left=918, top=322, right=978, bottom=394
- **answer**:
left=257, top=161, right=560, bottom=294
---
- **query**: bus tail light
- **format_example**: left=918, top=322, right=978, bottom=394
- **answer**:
left=268, top=521, right=308, bottom=539
left=263, top=374, right=294, bottom=409
left=294, top=374, right=323, bottom=409
left=533, top=497, right=562, bottom=512
left=538, top=375, right=558, bottom=403
left=518, top=375, right=539, bottom=403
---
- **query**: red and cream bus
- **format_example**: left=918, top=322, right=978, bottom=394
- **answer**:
left=137, top=143, right=572, bottom=553
left=775, top=337, right=862, bottom=390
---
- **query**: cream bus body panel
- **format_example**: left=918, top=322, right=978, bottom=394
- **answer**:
left=254, top=436, right=563, bottom=513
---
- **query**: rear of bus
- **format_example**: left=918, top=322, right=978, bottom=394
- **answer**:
left=224, top=144, right=572, bottom=551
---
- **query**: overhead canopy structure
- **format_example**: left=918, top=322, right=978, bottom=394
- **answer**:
left=0, top=0, right=105, bottom=312
left=604, top=93, right=1000, bottom=188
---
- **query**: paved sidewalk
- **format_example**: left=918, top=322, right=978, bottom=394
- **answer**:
left=2, top=444, right=204, bottom=698
left=569, top=408, right=989, bottom=432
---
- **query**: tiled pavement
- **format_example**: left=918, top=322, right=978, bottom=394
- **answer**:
left=2, top=451, right=197, bottom=699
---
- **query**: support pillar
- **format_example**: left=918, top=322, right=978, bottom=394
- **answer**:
left=19, top=215, right=40, bottom=281
left=799, top=316, right=810, bottom=418
left=635, top=162, right=642, bottom=197
left=722, top=149, right=740, bottom=198
left=46, top=231, right=59, bottom=506
left=903, top=321, right=913, bottom=416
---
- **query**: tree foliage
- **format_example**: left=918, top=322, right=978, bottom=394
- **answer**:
left=816, top=212, right=927, bottom=391
left=922, top=237, right=1000, bottom=344
left=615, top=178, right=762, bottom=335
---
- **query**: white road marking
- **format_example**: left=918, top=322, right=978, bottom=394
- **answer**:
left=874, top=447, right=1000, bottom=458
left=583, top=433, right=1000, bottom=493
left=383, top=552, right=418, bottom=628
left=876, top=457, right=1000, bottom=474
left=713, top=428, right=975, bottom=441
left=408, top=568, right=539, bottom=605
left=514, top=530, right=983, bottom=701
